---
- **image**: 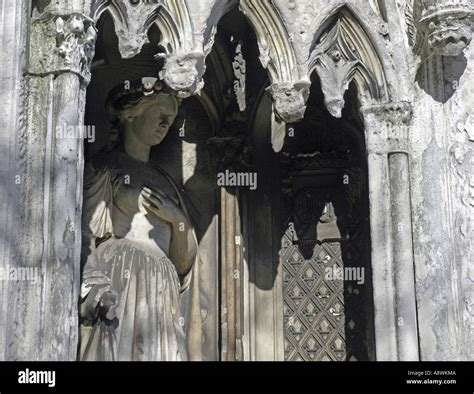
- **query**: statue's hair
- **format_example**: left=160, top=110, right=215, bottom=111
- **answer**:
left=106, top=77, right=181, bottom=136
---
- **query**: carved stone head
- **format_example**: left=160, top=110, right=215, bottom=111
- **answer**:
left=106, top=78, right=180, bottom=146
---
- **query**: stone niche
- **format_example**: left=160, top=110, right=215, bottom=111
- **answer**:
left=0, top=0, right=472, bottom=363
left=83, top=10, right=220, bottom=361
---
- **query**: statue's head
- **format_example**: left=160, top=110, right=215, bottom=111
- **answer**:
left=106, top=77, right=181, bottom=147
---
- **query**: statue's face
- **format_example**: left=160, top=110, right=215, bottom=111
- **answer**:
left=127, top=95, right=178, bottom=147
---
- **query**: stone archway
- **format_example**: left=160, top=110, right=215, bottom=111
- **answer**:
left=245, top=78, right=378, bottom=361
left=0, top=0, right=472, bottom=364
left=78, top=0, right=421, bottom=361
left=237, top=3, right=420, bottom=361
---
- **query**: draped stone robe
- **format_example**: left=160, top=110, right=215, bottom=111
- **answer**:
left=79, top=150, right=203, bottom=361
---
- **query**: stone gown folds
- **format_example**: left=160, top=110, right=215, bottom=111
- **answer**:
left=79, top=153, right=196, bottom=361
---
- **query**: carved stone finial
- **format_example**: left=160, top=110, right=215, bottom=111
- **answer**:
left=29, top=12, right=97, bottom=84
left=268, top=81, right=311, bottom=123
left=157, top=52, right=206, bottom=98
left=315, top=50, right=359, bottom=118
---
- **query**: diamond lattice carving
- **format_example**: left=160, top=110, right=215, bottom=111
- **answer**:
left=281, top=168, right=374, bottom=361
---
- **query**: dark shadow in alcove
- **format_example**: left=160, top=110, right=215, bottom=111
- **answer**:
left=415, top=53, right=467, bottom=103
left=80, top=5, right=268, bottom=361
left=248, top=74, right=366, bottom=289
left=258, top=72, right=376, bottom=361
left=157, top=5, right=270, bottom=243
left=174, top=8, right=270, bottom=360
left=180, top=6, right=270, bottom=280
left=82, top=10, right=223, bottom=267
left=79, top=12, right=178, bottom=355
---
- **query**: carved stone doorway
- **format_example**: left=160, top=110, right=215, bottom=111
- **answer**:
left=244, top=78, right=376, bottom=361
left=280, top=168, right=375, bottom=362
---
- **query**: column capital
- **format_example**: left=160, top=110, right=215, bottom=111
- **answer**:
left=361, top=102, right=413, bottom=154
left=419, top=1, right=473, bottom=57
left=28, top=12, right=97, bottom=84
left=207, top=120, right=253, bottom=174
left=360, top=102, right=413, bottom=126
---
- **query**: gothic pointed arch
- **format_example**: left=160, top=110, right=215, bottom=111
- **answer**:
left=239, top=0, right=299, bottom=84
left=91, top=0, right=192, bottom=59
left=240, top=0, right=310, bottom=125
left=91, top=0, right=235, bottom=97
left=308, top=6, right=389, bottom=118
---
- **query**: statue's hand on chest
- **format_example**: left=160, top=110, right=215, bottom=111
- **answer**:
left=114, top=172, right=185, bottom=226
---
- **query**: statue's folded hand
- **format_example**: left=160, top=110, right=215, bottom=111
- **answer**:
left=141, top=186, right=187, bottom=225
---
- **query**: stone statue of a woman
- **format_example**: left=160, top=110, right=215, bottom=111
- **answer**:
left=79, top=78, right=200, bottom=361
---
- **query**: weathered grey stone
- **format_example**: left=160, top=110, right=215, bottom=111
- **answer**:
left=0, top=0, right=472, bottom=362
left=410, top=45, right=474, bottom=361
left=0, top=0, right=29, bottom=361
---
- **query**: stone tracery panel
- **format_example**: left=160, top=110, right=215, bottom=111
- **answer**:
left=90, top=0, right=235, bottom=97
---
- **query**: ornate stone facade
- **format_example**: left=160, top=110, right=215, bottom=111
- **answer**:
left=0, top=0, right=472, bottom=361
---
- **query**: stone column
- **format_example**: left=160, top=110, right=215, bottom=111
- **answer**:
left=5, top=5, right=96, bottom=360
left=406, top=0, right=473, bottom=361
left=208, top=132, right=250, bottom=361
left=0, top=0, right=29, bottom=361
left=220, top=187, right=243, bottom=361
left=361, top=102, right=420, bottom=361
left=411, top=51, right=473, bottom=361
